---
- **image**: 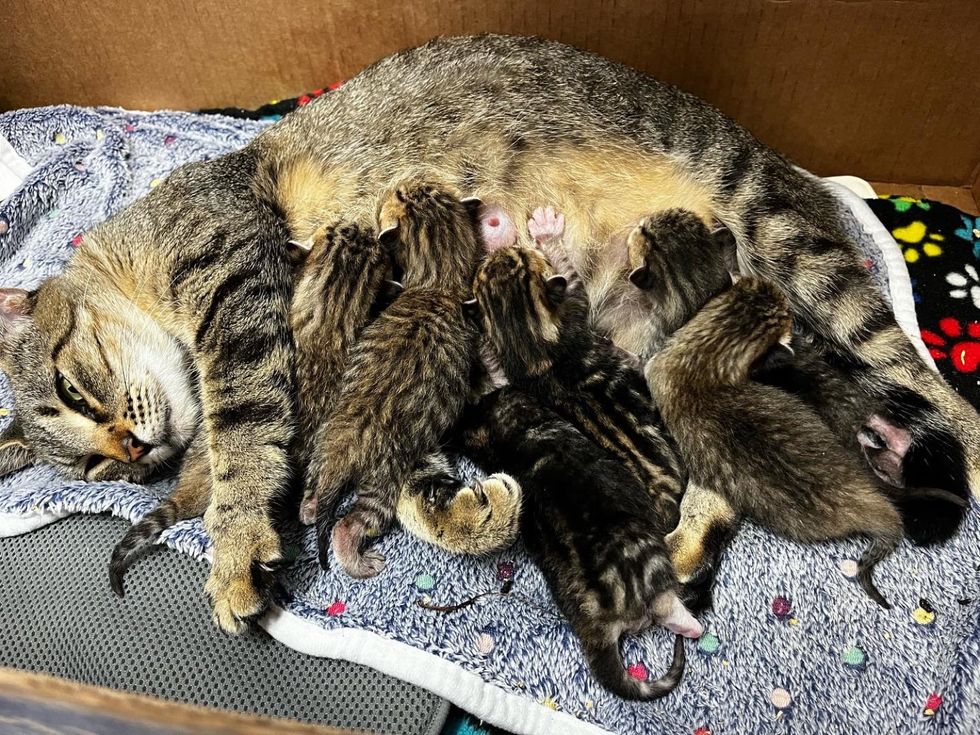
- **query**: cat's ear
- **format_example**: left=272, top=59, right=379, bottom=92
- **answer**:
left=462, top=298, right=481, bottom=322
left=628, top=265, right=654, bottom=290
left=0, top=417, right=34, bottom=478
left=460, top=196, right=483, bottom=219
left=544, top=275, right=568, bottom=306
left=0, top=288, right=33, bottom=356
left=378, top=222, right=400, bottom=249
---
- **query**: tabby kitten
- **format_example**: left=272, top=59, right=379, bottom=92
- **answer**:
left=626, top=209, right=735, bottom=356
left=469, top=210, right=687, bottom=525
left=456, top=388, right=700, bottom=700
left=647, top=277, right=921, bottom=608
left=309, top=182, right=482, bottom=578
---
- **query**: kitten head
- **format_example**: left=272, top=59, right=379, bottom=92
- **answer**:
left=0, top=278, right=199, bottom=482
left=467, top=246, right=582, bottom=379
left=650, top=277, right=793, bottom=388
left=377, top=181, right=482, bottom=292
left=627, top=209, right=734, bottom=335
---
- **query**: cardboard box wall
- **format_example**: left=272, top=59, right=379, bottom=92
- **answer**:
left=3, top=0, right=979, bottom=191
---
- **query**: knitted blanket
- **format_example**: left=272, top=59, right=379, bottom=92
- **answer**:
left=0, top=104, right=976, bottom=735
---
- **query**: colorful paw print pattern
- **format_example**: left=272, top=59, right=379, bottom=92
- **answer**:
left=869, top=196, right=980, bottom=406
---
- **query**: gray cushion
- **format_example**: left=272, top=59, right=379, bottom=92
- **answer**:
left=0, top=514, right=449, bottom=735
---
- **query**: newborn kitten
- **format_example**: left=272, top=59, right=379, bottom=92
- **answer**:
left=625, top=208, right=734, bottom=355
left=646, top=277, right=909, bottom=608
left=469, top=208, right=687, bottom=525
left=309, top=182, right=481, bottom=578
left=457, top=384, right=700, bottom=700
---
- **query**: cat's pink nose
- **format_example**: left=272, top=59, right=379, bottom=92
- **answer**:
left=122, top=433, right=153, bottom=462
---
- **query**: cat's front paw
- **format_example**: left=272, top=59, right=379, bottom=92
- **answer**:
left=528, top=206, right=565, bottom=245
left=204, top=512, right=281, bottom=634
left=398, top=472, right=522, bottom=555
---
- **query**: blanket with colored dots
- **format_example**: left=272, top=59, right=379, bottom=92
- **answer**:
left=1, top=102, right=978, bottom=735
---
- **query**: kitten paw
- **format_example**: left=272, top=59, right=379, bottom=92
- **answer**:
left=332, top=513, right=387, bottom=579
left=478, top=204, right=518, bottom=251
left=528, top=206, right=565, bottom=245
left=397, top=472, right=522, bottom=555
left=298, top=494, right=317, bottom=526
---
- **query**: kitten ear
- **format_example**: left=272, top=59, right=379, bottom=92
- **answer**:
left=460, top=196, right=483, bottom=217
left=628, top=265, right=654, bottom=290
left=0, top=417, right=34, bottom=478
left=749, top=341, right=796, bottom=379
left=380, top=279, right=404, bottom=301
left=544, top=275, right=568, bottom=306
left=0, top=288, right=33, bottom=355
left=378, top=223, right=400, bottom=249
left=462, top=298, right=481, bottom=322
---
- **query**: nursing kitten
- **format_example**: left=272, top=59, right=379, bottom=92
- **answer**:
left=647, top=277, right=915, bottom=608
left=309, top=182, right=482, bottom=578
left=625, top=209, right=735, bottom=356
left=456, top=388, right=701, bottom=700
left=468, top=209, right=687, bottom=525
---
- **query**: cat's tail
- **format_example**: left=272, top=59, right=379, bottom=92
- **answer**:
left=109, top=498, right=185, bottom=598
left=587, top=634, right=685, bottom=701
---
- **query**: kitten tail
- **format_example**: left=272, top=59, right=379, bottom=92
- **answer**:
left=587, top=634, right=686, bottom=701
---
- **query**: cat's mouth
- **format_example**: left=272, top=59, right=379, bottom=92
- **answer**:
left=83, top=453, right=111, bottom=479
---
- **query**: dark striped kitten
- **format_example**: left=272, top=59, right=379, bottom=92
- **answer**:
left=469, top=209, right=687, bottom=525
left=456, top=387, right=701, bottom=700
left=310, top=182, right=482, bottom=578
left=626, top=209, right=734, bottom=356
left=647, top=277, right=914, bottom=608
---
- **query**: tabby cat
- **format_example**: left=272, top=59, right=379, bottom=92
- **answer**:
left=308, top=182, right=483, bottom=578
left=456, top=387, right=700, bottom=700
left=1, top=35, right=973, bottom=631
left=646, top=277, right=963, bottom=608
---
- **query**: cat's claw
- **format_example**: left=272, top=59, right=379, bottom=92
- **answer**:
left=528, top=206, right=565, bottom=245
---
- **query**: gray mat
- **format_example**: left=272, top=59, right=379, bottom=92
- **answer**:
left=0, top=514, right=449, bottom=735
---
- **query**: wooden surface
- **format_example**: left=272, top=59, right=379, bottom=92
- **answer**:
left=3, top=0, right=979, bottom=187
left=0, top=668, right=356, bottom=735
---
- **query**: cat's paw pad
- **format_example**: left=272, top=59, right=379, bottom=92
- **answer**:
left=298, top=494, right=318, bottom=526
left=332, top=514, right=386, bottom=579
left=478, top=204, right=518, bottom=251
left=528, top=206, right=565, bottom=245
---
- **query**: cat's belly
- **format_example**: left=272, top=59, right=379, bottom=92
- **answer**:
left=271, top=141, right=715, bottom=357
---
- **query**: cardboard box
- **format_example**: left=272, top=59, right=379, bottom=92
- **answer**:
left=3, top=0, right=978, bottom=192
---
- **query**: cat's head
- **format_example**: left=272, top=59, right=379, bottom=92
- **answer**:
left=650, top=276, right=793, bottom=388
left=467, top=246, right=582, bottom=379
left=377, top=181, right=482, bottom=290
left=626, top=209, right=735, bottom=334
left=0, top=278, right=199, bottom=482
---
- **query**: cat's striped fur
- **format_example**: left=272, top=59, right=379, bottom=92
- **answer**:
left=310, top=182, right=482, bottom=578
left=470, top=219, right=687, bottom=524
left=1, top=34, right=973, bottom=632
left=456, top=387, right=700, bottom=700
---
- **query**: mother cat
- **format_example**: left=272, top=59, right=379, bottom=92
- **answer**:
left=0, top=34, right=974, bottom=633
